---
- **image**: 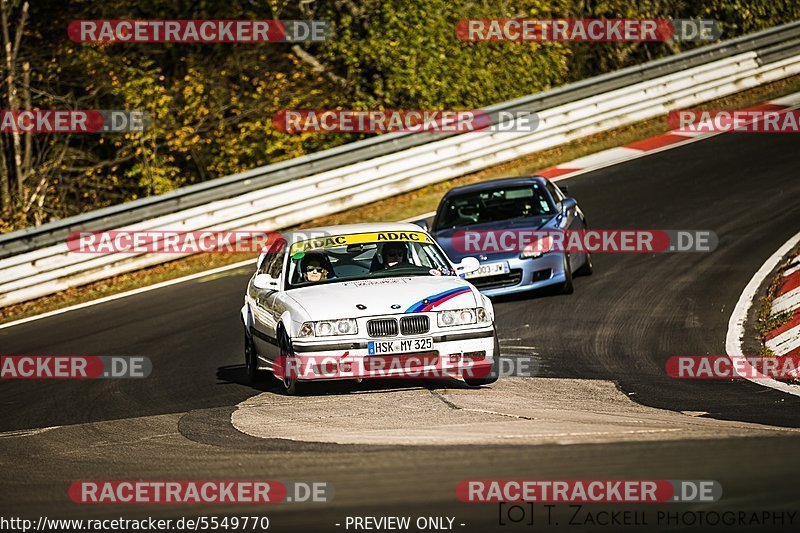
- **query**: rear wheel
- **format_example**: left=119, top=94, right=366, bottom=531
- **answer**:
left=464, top=333, right=500, bottom=386
left=561, top=254, right=574, bottom=294
left=244, top=327, right=264, bottom=383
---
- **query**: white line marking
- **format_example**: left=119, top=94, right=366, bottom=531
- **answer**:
left=89, top=431, right=180, bottom=448
left=0, top=259, right=255, bottom=331
left=557, top=147, right=642, bottom=169
left=670, top=130, right=705, bottom=137
left=0, top=426, right=60, bottom=439
left=770, top=94, right=800, bottom=106
left=500, top=345, right=539, bottom=350
left=725, top=231, right=800, bottom=397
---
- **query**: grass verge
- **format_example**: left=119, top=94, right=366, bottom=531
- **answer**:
left=755, top=244, right=800, bottom=356
left=3, top=74, right=800, bottom=325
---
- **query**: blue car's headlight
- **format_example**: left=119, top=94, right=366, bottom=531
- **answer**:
left=520, top=235, right=554, bottom=259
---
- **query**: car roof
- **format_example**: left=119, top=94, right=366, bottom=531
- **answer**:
left=442, top=175, right=547, bottom=197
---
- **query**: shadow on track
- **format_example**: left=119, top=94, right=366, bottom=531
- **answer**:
left=216, top=364, right=474, bottom=396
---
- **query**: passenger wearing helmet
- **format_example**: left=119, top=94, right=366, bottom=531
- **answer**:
left=301, top=253, right=329, bottom=283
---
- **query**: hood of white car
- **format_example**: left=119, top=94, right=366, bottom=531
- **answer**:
left=286, top=276, right=479, bottom=319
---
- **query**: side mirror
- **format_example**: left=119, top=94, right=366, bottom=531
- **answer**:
left=411, top=219, right=429, bottom=231
left=253, top=273, right=279, bottom=291
left=560, top=197, right=577, bottom=214
left=455, top=256, right=480, bottom=276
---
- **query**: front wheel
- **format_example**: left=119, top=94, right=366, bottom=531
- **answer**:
left=575, top=251, right=593, bottom=276
left=278, top=329, right=306, bottom=395
left=464, top=333, right=500, bottom=386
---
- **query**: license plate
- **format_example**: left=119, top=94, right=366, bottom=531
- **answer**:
left=368, top=337, right=434, bottom=355
left=465, top=261, right=509, bottom=279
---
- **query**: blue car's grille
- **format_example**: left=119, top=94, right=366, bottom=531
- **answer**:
left=469, top=269, right=523, bottom=290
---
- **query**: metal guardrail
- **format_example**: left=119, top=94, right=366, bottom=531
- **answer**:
left=1, top=22, right=800, bottom=307
left=1, top=20, right=799, bottom=258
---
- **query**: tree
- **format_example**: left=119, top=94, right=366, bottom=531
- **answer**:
left=0, top=0, right=29, bottom=212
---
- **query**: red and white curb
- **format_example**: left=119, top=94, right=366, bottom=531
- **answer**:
left=726, top=232, right=800, bottom=397
left=537, top=92, right=800, bottom=181
left=764, top=253, right=800, bottom=359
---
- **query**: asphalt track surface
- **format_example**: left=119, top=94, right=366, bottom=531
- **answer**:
left=1, top=130, right=800, bottom=531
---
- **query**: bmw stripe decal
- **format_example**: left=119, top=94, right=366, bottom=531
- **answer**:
left=405, top=286, right=472, bottom=313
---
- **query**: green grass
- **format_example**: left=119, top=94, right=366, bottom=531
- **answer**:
left=755, top=244, right=800, bottom=354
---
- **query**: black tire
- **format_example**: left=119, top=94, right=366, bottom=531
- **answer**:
left=575, top=251, right=593, bottom=276
left=464, top=333, right=500, bottom=386
left=244, top=327, right=264, bottom=383
left=561, top=254, right=574, bottom=294
left=278, top=328, right=306, bottom=395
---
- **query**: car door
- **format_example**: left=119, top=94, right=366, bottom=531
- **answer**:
left=548, top=181, right=586, bottom=268
left=250, top=244, right=285, bottom=362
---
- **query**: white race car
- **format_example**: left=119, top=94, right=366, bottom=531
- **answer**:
left=241, top=222, right=500, bottom=394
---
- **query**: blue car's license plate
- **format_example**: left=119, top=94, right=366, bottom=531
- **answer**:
left=465, top=261, right=509, bottom=279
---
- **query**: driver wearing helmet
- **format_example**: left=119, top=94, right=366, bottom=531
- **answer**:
left=381, top=242, right=409, bottom=269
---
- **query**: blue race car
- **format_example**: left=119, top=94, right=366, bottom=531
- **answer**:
left=423, top=176, right=592, bottom=297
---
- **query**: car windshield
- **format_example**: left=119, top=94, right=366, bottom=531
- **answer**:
left=434, top=183, right=555, bottom=230
left=285, top=231, right=456, bottom=289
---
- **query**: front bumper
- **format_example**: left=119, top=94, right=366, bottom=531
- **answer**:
left=285, top=327, right=496, bottom=381
left=467, top=253, right=567, bottom=297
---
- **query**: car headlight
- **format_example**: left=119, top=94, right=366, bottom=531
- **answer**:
left=298, top=322, right=315, bottom=337
left=438, top=308, right=482, bottom=327
left=476, top=307, right=490, bottom=324
left=299, top=319, right=358, bottom=337
left=520, top=235, right=554, bottom=259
